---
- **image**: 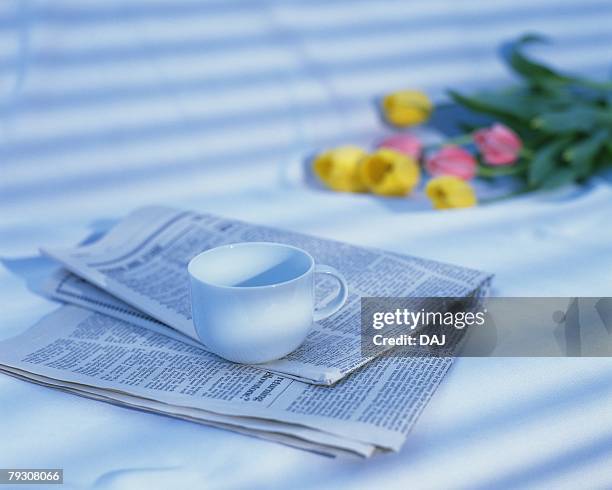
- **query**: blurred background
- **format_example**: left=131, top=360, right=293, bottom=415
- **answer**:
left=2, top=0, right=612, bottom=252
left=2, top=1, right=612, bottom=488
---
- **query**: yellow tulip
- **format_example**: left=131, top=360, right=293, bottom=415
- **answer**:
left=382, top=90, right=432, bottom=127
left=359, top=148, right=420, bottom=196
left=425, top=176, right=477, bottom=210
left=313, top=146, right=368, bottom=192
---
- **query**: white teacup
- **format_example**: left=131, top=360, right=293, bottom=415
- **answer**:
left=188, top=242, right=348, bottom=364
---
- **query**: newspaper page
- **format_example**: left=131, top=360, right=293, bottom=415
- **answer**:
left=39, top=268, right=204, bottom=349
left=42, top=206, right=491, bottom=385
left=0, top=306, right=452, bottom=454
left=1, top=367, right=371, bottom=458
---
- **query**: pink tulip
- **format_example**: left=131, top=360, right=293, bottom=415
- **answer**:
left=425, top=146, right=477, bottom=180
left=377, top=134, right=422, bottom=159
left=473, top=123, right=522, bottom=165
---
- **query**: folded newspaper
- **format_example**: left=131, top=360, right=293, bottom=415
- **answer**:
left=0, top=206, right=492, bottom=457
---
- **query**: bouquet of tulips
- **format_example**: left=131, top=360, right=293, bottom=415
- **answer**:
left=313, top=34, right=612, bottom=209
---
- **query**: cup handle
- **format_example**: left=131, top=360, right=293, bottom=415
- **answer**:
left=313, top=264, right=349, bottom=322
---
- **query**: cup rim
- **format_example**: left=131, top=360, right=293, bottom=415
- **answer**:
left=187, top=241, right=315, bottom=290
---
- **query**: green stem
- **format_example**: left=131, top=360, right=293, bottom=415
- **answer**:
left=423, top=133, right=473, bottom=151
left=477, top=163, right=527, bottom=177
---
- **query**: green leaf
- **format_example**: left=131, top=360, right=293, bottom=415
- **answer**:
left=531, top=107, right=602, bottom=133
left=448, top=90, right=525, bottom=124
left=528, top=138, right=572, bottom=187
left=564, top=129, right=610, bottom=178
left=540, top=167, right=578, bottom=190
left=593, top=143, right=612, bottom=172
left=501, top=34, right=575, bottom=86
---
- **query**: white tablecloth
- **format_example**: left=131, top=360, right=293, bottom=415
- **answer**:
left=2, top=1, right=612, bottom=488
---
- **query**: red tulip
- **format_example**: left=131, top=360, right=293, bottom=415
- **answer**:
left=474, top=123, right=522, bottom=165
left=377, top=134, right=422, bottom=159
left=425, top=146, right=477, bottom=180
